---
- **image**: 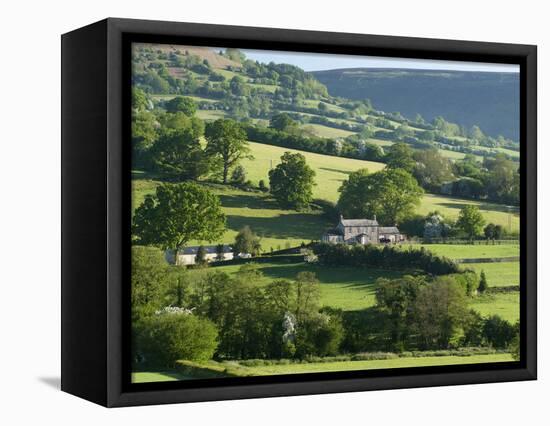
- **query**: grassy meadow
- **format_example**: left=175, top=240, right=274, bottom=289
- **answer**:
left=414, top=243, right=519, bottom=260
left=194, top=260, right=405, bottom=311
left=465, top=262, right=519, bottom=287
left=469, top=293, right=520, bottom=323
left=418, top=194, right=519, bottom=233
left=241, top=141, right=385, bottom=202
left=230, top=353, right=513, bottom=375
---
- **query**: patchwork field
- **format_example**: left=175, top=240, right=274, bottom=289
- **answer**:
left=132, top=140, right=520, bottom=324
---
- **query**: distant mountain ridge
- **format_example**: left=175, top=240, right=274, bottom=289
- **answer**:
left=312, top=68, right=519, bottom=140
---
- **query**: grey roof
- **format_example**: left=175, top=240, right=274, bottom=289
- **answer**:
left=179, top=245, right=233, bottom=255
left=378, top=227, right=400, bottom=234
left=340, top=218, right=379, bottom=227
left=323, top=228, right=343, bottom=236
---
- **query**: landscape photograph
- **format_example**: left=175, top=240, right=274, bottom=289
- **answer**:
left=129, top=43, right=521, bottom=383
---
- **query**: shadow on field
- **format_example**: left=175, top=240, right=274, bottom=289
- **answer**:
left=258, top=263, right=402, bottom=290
left=434, top=201, right=519, bottom=215
left=319, top=167, right=352, bottom=175
left=218, top=192, right=279, bottom=210
left=226, top=213, right=330, bottom=241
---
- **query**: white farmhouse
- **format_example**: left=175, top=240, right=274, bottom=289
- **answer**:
left=321, top=215, right=404, bottom=245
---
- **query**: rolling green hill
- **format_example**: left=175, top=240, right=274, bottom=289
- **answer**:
left=313, top=68, right=520, bottom=140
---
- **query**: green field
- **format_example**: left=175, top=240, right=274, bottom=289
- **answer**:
left=469, top=292, right=520, bottom=323
left=303, top=123, right=357, bottom=138
left=244, top=142, right=519, bottom=230
left=132, top=179, right=331, bottom=250
left=202, top=260, right=404, bottom=311
left=419, top=194, right=519, bottom=233
left=251, top=82, right=278, bottom=93
left=233, top=354, right=513, bottom=375
left=465, top=262, right=519, bottom=287
left=241, top=141, right=385, bottom=202
left=196, top=110, right=228, bottom=121
left=414, top=243, right=520, bottom=260
left=132, top=371, right=191, bottom=383
left=203, top=257, right=518, bottom=319
left=135, top=353, right=513, bottom=382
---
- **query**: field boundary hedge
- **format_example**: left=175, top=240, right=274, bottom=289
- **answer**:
left=457, top=256, right=520, bottom=264
left=176, top=360, right=250, bottom=378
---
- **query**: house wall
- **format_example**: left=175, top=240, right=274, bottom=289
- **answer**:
left=343, top=226, right=378, bottom=243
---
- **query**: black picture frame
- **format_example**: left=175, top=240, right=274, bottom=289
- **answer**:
left=61, top=17, right=537, bottom=407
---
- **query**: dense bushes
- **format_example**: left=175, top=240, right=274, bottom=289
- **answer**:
left=313, top=242, right=460, bottom=275
left=134, top=311, right=218, bottom=367
left=244, top=124, right=336, bottom=156
left=340, top=274, right=516, bottom=353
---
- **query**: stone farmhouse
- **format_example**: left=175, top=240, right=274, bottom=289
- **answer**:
left=321, top=215, right=404, bottom=245
left=165, top=244, right=234, bottom=265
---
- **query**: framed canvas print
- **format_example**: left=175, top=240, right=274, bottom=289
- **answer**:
left=61, top=18, right=537, bottom=407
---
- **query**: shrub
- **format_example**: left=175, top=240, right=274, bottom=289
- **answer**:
left=295, top=312, right=344, bottom=358
left=230, top=165, right=247, bottom=185
left=482, top=316, right=517, bottom=348
left=478, top=271, right=488, bottom=293
left=258, top=179, right=269, bottom=192
left=135, top=312, right=218, bottom=367
left=313, top=242, right=459, bottom=275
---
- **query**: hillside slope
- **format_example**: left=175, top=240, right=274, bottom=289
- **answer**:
left=313, top=68, right=520, bottom=140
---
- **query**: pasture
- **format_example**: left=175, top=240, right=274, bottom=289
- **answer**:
left=302, top=123, right=357, bottom=138
left=414, top=243, right=520, bottom=260
left=200, top=260, right=405, bottom=311
left=418, top=194, right=519, bottom=233
left=233, top=353, right=513, bottom=375
left=241, top=140, right=385, bottom=202
left=465, top=262, right=519, bottom=287
left=132, top=371, right=191, bottom=383
left=469, top=292, right=520, bottom=323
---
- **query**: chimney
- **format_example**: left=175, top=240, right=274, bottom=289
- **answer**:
left=373, top=214, right=377, bottom=222
left=340, top=214, right=344, bottom=222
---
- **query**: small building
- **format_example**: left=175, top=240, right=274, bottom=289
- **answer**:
left=321, top=215, right=404, bottom=245
left=165, top=245, right=234, bottom=266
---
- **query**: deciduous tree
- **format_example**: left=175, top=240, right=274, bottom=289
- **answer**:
left=132, top=183, right=226, bottom=265
left=164, top=96, right=197, bottom=116
left=456, top=205, right=486, bottom=242
left=205, top=119, right=251, bottom=184
left=338, top=168, right=423, bottom=225
left=269, top=152, right=316, bottom=210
